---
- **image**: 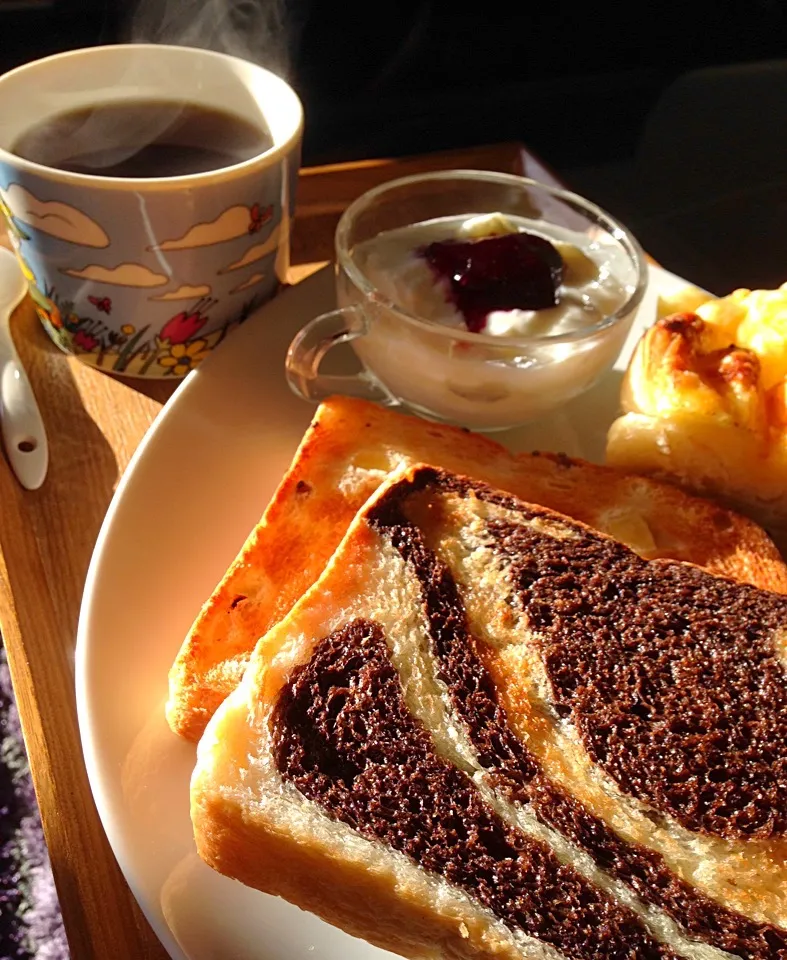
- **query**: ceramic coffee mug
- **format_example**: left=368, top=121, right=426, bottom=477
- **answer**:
left=0, top=44, right=302, bottom=377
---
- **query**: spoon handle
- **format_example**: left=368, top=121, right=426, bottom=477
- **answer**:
left=0, top=313, right=48, bottom=490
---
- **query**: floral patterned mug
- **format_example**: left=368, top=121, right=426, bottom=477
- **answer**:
left=0, top=44, right=302, bottom=378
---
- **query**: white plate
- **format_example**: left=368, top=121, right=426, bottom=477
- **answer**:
left=76, top=262, right=691, bottom=960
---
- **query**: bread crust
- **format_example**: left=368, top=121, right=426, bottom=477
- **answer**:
left=193, top=788, right=532, bottom=960
left=607, top=411, right=787, bottom=541
left=169, top=396, right=787, bottom=741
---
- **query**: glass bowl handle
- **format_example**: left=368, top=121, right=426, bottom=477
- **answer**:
left=285, top=306, right=398, bottom=405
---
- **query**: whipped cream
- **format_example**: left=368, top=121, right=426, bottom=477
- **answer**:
left=338, top=211, right=643, bottom=430
left=353, top=213, right=629, bottom=339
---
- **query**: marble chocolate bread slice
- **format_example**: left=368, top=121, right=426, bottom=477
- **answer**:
left=192, top=465, right=787, bottom=960
left=167, top=396, right=787, bottom=742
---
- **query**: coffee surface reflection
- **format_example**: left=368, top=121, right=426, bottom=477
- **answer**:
left=12, top=99, right=272, bottom=178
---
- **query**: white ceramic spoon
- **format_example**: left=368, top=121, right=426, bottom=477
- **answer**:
left=0, top=248, right=48, bottom=490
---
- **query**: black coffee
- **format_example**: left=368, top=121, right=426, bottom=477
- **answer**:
left=12, top=99, right=273, bottom=177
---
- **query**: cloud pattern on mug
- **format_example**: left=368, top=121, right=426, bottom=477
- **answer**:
left=2, top=183, right=110, bottom=247
left=0, top=175, right=290, bottom=377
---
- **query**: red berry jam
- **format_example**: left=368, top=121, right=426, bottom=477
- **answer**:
left=419, top=232, right=564, bottom=333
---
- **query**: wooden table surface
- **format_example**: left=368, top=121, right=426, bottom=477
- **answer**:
left=0, top=142, right=559, bottom=959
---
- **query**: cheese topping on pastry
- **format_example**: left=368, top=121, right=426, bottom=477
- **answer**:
left=656, top=283, right=787, bottom=392
left=608, top=282, right=787, bottom=538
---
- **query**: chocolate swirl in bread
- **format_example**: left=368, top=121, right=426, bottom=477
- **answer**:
left=272, top=619, right=681, bottom=960
left=367, top=476, right=787, bottom=959
left=488, top=519, right=787, bottom=841
left=192, top=465, right=787, bottom=960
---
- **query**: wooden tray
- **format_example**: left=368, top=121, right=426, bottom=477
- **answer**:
left=0, top=142, right=554, bottom=959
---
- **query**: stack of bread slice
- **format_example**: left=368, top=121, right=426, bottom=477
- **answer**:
left=169, top=397, right=787, bottom=960
left=167, top=396, right=787, bottom=742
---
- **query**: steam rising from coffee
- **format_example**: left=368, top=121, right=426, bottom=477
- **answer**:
left=13, top=0, right=293, bottom=174
left=128, top=0, right=293, bottom=78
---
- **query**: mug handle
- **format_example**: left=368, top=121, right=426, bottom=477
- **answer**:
left=285, top=306, right=398, bottom=405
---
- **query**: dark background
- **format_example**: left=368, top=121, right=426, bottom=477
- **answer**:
left=2, top=0, right=786, bottom=292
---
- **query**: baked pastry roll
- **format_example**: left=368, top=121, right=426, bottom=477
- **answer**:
left=192, top=465, right=787, bottom=960
left=607, top=284, right=787, bottom=540
left=168, top=396, right=787, bottom=742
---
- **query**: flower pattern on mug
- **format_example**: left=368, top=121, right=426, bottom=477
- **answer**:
left=159, top=339, right=211, bottom=376
left=159, top=301, right=212, bottom=344
left=73, top=329, right=100, bottom=352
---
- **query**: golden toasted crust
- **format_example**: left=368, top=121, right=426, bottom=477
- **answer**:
left=168, top=396, right=787, bottom=741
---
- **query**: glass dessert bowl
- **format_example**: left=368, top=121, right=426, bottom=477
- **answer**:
left=287, top=171, right=648, bottom=432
